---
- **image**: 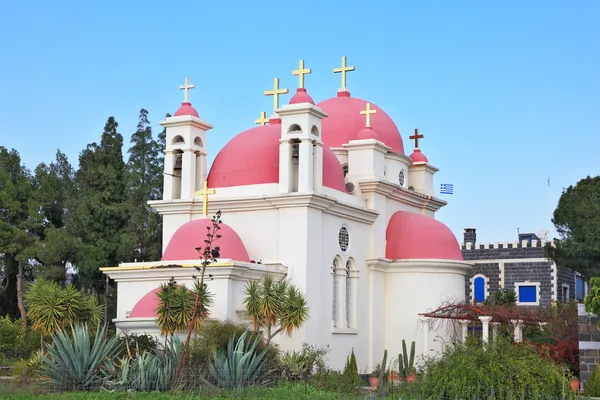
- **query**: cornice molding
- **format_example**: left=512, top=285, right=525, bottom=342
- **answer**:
left=357, top=179, right=447, bottom=212
left=367, top=258, right=473, bottom=275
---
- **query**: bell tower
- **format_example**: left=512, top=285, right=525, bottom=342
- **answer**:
left=271, top=61, right=328, bottom=194
left=161, top=77, right=213, bottom=200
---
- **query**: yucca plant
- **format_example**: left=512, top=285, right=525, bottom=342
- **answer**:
left=207, top=330, right=270, bottom=388
left=39, top=324, right=121, bottom=391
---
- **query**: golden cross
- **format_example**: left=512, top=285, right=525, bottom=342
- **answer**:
left=194, top=180, right=216, bottom=216
left=410, top=128, right=424, bottom=148
left=179, top=77, right=195, bottom=103
left=255, top=111, right=269, bottom=126
left=333, top=56, right=355, bottom=89
left=292, top=60, right=311, bottom=89
left=264, top=78, right=289, bottom=111
left=360, top=102, right=377, bottom=128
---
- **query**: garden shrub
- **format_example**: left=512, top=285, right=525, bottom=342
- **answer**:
left=0, top=316, right=41, bottom=360
left=585, top=365, right=600, bottom=397
left=419, top=337, right=572, bottom=399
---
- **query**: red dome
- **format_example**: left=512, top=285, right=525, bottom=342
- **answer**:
left=356, top=126, right=379, bottom=140
left=410, top=149, right=429, bottom=164
left=289, top=88, right=315, bottom=105
left=385, top=211, right=462, bottom=261
left=317, top=92, right=404, bottom=154
left=162, top=218, right=251, bottom=262
left=129, top=288, right=159, bottom=318
left=207, top=122, right=347, bottom=192
left=174, top=102, right=199, bottom=118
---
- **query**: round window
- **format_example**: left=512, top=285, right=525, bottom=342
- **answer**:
left=399, top=170, right=405, bottom=186
left=338, top=226, right=350, bottom=252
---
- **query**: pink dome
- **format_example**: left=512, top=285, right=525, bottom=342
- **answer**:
left=289, top=88, right=315, bottom=105
left=162, top=218, right=251, bottom=262
left=385, top=211, right=463, bottom=261
left=129, top=288, right=160, bottom=318
left=317, top=92, right=404, bottom=154
left=207, top=121, right=347, bottom=192
left=174, top=102, right=199, bottom=118
left=356, top=126, right=379, bottom=140
left=410, top=149, right=429, bottom=164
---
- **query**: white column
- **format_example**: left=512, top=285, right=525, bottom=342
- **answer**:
left=459, top=320, right=470, bottom=343
left=337, top=267, right=346, bottom=329
left=180, top=150, right=197, bottom=199
left=195, top=152, right=205, bottom=190
left=278, top=140, right=292, bottom=193
left=163, top=150, right=175, bottom=200
left=491, top=322, right=500, bottom=342
left=510, top=319, right=523, bottom=343
left=420, top=317, right=431, bottom=355
left=313, top=142, right=323, bottom=191
left=479, top=316, right=493, bottom=344
left=298, top=139, right=314, bottom=192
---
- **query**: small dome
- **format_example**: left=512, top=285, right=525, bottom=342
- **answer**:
left=174, top=102, right=199, bottom=118
left=410, top=149, right=429, bottom=164
left=162, top=218, right=251, bottom=262
left=207, top=121, right=346, bottom=192
left=356, top=126, right=379, bottom=140
left=289, top=88, right=315, bottom=105
left=386, top=211, right=463, bottom=260
left=129, top=288, right=159, bottom=318
left=317, top=93, right=404, bottom=154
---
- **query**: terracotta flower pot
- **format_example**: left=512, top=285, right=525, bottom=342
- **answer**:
left=569, top=379, right=580, bottom=392
left=369, top=377, right=379, bottom=387
left=407, top=374, right=417, bottom=383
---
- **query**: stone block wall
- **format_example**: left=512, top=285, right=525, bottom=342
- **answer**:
left=579, top=304, right=600, bottom=382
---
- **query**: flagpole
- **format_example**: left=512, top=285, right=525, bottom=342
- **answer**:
left=547, top=176, right=550, bottom=241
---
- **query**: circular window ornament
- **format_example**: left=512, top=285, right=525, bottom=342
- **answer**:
left=399, top=170, right=405, bottom=186
left=338, top=226, right=350, bottom=252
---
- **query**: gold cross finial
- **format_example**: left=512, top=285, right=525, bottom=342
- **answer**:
left=255, top=111, right=269, bottom=126
left=360, top=102, right=377, bottom=128
left=179, top=77, right=195, bottom=103
left=194, top=180, right=216, bottom=216
left=410, top=128, right=424, bottom=148
left=264, top=78, right=289, bottom=112
left=333, top=56, right=355, bottom=90
left=292, top=60, right=311, bottom=89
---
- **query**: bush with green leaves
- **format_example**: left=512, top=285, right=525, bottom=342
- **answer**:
left=40, top=325, right=121, bottom=391
left=0, top=315, right=40, bottom=360
left=418, top=337, right=572, bottom=399
left=585, top=364, right=600, bottom=397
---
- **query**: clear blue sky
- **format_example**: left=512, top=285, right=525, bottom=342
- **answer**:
left=0, top=0, right=598, bottom=244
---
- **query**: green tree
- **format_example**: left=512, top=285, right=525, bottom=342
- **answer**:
left=549, top=175, right=600, bottom=277
left=67, top=117, right=130, bottom=290
left=124, top=109, right=163, bottom=262
left=243, top=275, right=309, bottom=345
left=0, top=147, right=37, bottom=324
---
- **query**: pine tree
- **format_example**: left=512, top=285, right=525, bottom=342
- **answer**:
left=0, top=147, right=37, bottom=323
left=67, top=117, right=130, bottom=291
left=125, top=109, right=163, bottom=262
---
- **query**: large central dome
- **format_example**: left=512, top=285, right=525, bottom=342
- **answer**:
left=317, top=92, right=405, bottom=154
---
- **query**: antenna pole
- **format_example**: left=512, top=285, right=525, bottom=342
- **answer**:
left=547, top=176, right=551, bottom=241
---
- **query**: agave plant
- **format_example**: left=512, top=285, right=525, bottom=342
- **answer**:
left=207, top=330, right=270, bottom=388
left=109, top=337, right=182, bottom=392
left=40, top=324, right=121, bottom=391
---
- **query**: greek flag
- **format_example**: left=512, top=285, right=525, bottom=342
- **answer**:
left=440, top=184, right=454, bottom=194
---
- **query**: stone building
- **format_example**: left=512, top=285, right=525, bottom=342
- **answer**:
left=461, top=228, right=586, bottom=306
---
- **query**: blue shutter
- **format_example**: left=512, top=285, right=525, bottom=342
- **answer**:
left=474, top=277, right=485, bottom=302
left=519, top=285, right=537, bottom=303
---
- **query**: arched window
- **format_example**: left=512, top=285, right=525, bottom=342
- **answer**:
left=473, top=276, right=486, bottom=303
left=171, top=135, right=185, bottom=145
left=345, top=259, right=352, bottom=328
left=332, top=258, right=339, bottom=327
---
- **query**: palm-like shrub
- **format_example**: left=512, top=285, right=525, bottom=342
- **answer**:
left=25, top=278, right=103, bottom=350
left=207, top=330, right=270, bottom=388
left=39, top=324, right=121, bottom=391
left=243, top=275, right=308, bottom=345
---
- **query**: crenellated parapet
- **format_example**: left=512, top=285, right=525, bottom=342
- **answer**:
left=462, top=240, right=556, bottom=251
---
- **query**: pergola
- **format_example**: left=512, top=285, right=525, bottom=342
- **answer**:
left=417, top=303, right=548, bottom=352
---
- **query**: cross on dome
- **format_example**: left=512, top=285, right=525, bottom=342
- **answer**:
left=179, top=77, right=195, bottom=103
left=410, top=128, right=424, bottom=148
left=360, top=102, right=377, bottom=128
left=264, top=78, right=289, bottom=112
left=333, top=56, right=355, bottom=90
left=292, top=60, right=311, bottom=89
left=255, top=111, right=269, bottom=126
left=194, top=180, right=216, bottom=216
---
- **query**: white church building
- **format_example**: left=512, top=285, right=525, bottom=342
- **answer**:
left=101, top=58, right=473, bottom=371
